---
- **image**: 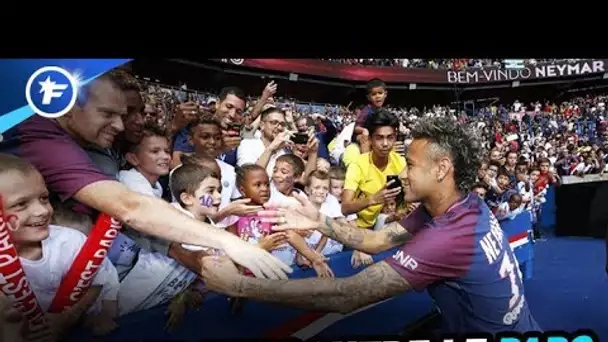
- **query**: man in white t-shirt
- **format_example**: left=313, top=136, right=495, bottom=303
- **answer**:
left=237, top=107, right=292, bottom=177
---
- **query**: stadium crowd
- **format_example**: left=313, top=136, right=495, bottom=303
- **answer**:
left=1, top=63, right=607, bottom=341
left=323, top=58, right=584, bottom=70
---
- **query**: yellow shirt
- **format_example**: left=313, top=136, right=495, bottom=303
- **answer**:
left=342, top=143, right=361, bottom=168
left=343, top=151, right=406, bottom=229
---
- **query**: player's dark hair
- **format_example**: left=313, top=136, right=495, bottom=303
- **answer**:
left=410, top=117, right=482, bottom=193
left=366, top=78, right=386, bottom=94
left=472, top=182, right=488, bottom=191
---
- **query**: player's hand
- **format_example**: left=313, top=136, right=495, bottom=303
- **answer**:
left=220, top=236, right=292, bottom=280
left=370, top=181, right=401, bottom=206
left=351, top=250, right=374, bottom=268
left=260, top=192, right=321, bottom=231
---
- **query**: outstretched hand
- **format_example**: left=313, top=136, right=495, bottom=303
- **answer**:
left=221, top=238, right=293, bottom=280
left=259, top=192, right=321, bottom=231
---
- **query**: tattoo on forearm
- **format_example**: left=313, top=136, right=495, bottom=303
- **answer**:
left=385, top=224, right=412, bottom=245
left=239, top=261, right=410, bottom=313
left=320, top=215, right=365, bottom=249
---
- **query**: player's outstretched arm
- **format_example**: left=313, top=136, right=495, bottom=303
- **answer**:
left=317, top=216, right=412, bottom=254
left=201, top=257, right=411, bottom=314
left=261, top=192, right=413, bottom=255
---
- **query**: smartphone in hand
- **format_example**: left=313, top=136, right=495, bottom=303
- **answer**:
left=386, top=175, right=405, bottom=206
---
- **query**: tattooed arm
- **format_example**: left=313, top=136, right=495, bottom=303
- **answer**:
left=316, top=215, right=412, bottom=254
left=235, top=261, right=410, bottom=314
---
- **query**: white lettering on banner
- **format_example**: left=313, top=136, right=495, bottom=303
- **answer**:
left=447, top=60, right=605, bottom=84
left=67, top=217, right=122, bottom=305
left=392, top=250, right=418, bottom=270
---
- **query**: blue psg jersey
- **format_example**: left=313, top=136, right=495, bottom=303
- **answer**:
left=386, top=194, right=541, bottom=333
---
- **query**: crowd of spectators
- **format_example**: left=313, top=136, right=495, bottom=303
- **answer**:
left=2, top=64, right=607, bottom=340
left=322, top=58, right=584, bottom=70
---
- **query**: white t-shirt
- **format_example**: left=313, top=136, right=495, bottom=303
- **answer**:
left=109, top=169, right=164, bottom=280
left=305, top=194, right=344, bottom=256
left=517, top=181, right=535, bottom=210
left=216, top=159, right=240, bottom=228
left=22, top=225, right=119, bottom=314
left=237, top=137, right=286, bottom=177
left=117, top=169, right=197, bottom=315
left=260, top=183, right=306, bottom=265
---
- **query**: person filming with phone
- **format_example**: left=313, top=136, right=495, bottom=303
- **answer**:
left=340, top=109, right=406, bottom=267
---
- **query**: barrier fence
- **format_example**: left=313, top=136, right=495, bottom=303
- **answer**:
left=67, top=207, right=537, bottom=342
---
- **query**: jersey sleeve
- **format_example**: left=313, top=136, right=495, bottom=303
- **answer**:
left=386, top=211, right=477, bottom=291
left=17, top=118, right=113, bottom=202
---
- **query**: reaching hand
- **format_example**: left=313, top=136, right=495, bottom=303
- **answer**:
left=259, top=192, right=321, bottom=231
left=269, top=131, right=293, bottom=152
left=351, top=250, right=374, bottom=268
left=223, top=198, right=263, bottom=217
left=221, top=236, right=292, bottom=280
left=262, top=81, right=278, bottom=99
left=306, top=132, right=320, bottom=156
left=258, top=232, right=289, bottom=251
left=312, top=260, right=334, bottom=278
left=370, top=181, right=401, bottom=206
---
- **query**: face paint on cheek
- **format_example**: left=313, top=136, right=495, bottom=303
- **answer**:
left=199, top=194, right=214, bottom=208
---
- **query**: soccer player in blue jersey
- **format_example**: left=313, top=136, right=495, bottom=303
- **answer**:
left=200, top=116, right=541, bottom=334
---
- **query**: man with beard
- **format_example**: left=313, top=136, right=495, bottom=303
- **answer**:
left=172, top=82, right=277, bottom=167
left=200, top=117, right=541, bottom=334
left=0, top=69, right=292, bottom=280
left=237, top=107, right=293, bottom=176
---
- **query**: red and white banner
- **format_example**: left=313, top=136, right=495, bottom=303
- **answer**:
left=0, top=197, right=49, bottom=334
left=48, top=213, right=122, bottom=313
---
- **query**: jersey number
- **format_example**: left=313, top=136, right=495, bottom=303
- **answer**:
left=499, top=253, right=523, bottom=325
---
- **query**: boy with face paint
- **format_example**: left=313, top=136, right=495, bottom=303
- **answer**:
left=116, top=135, right=215, bottom=324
